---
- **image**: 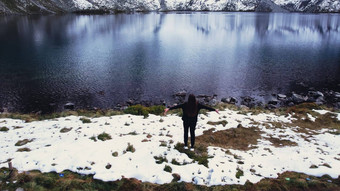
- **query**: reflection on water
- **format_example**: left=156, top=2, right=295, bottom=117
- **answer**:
left=0, top=13, right=340, bottom=112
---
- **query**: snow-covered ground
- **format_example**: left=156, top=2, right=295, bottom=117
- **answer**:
left=0, top=109, right=339, bottom=186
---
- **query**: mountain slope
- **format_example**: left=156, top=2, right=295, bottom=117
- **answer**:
left=0, top=0, right=339, bottom=14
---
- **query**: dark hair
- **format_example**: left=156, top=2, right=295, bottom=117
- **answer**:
left=185, top=94, right=198, bottom=117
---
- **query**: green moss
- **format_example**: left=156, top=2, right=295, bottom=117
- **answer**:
left=124, top=104, right=166, bottom=118
left=128, top=131, right=138, bottom=135
left=126, top=143, right=135, bottom=153
left=148, top=105, right=166, bottom=115
left=174, top=143, right=210, bottom=167
left=236, top=168, right=244, bottom=179
left=154, top=155, right=168, bottom=164
left=0, top=127, right=9, bottom=132
left=164, top=165, right=172, bottom=173
left=80, top=117, right=91, bottom=123
left=171, top=159, right=181, bottom=165
left=89, top=136, right=97, bottom=142
left=124, top=104, right=150, bottom=118
left=97, top=132, right=112, bottom=141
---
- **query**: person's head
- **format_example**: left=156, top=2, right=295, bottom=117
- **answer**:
left=188, top=94, right=196, bottom=104
left=186, top=94, right=198, bottom=117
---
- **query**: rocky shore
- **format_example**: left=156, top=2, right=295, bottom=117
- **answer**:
left=1, top=82, right=340, bottom=114
left=113, top=87, right=340, bottom=112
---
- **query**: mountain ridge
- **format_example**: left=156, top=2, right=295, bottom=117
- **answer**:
left=0, top=0, right=339, bottom=14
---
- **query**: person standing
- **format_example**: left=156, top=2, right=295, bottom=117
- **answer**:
left=164, top=94, right=219, bottom=150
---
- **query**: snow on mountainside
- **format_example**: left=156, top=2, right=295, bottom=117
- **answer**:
left=0, top=0, right=339, bottom=14
left=272, top=0, right=340, bottom=12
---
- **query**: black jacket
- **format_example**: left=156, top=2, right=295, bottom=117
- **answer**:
left=169, top=102, right=215, bottom=122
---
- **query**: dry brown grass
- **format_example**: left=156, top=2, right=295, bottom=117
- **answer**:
left=289, top=112, right=340, bottom=135
left=196, top=124, right=262, bottom=151
left=266, top=137, right=298, bottom=147
left=15, top=139, right=34, bottom=146
left=1, top=167, right=339, bottom=191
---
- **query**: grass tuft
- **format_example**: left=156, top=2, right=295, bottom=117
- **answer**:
left=89, top=136, right=97, bottom=142
left=126, top=143, right=135, bottom=153
left=80, top=117, right=91, bottom=123
left=171, top=159, right=181, bottom=165
left=207, top=120, right=228, bottom=127
left=124, top=105, right=166, bottom=118
left=60, top=127, right=72, bottom=133
left=154, top=155, right=168, bottom=164
left=17, top=147, right=31, bottom=152
left=174, top=143, right=211, bottom=167
left=266, top=137, right=298, bottom=147
left=164, top=165, right=172, bottom=173
left=15, top=139, right=34, bottom=146
left=0, top=127, right=9, bottom=132
left=97, top=132, right=112, bottom=141
left=236, top=168, right=244, bottom=179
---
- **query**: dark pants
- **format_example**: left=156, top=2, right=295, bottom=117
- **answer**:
left=183, top=120, right=197, bottom=148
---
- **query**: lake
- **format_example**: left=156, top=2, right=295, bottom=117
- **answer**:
left=0, top=12, right=340, bottom=113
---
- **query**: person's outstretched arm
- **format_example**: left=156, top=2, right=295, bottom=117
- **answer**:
left=164, top=104, right=184, bottom=115
left=198, top=103, right=220, bottom=114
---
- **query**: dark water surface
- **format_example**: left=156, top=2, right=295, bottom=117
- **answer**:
left=1, top=12, right=340, bottom=113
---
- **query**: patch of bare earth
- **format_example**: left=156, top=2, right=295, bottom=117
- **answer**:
left=196, top=124, right=262, bottom=151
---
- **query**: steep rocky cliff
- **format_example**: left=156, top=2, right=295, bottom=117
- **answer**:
left=0, top=0, right=339, bottom=14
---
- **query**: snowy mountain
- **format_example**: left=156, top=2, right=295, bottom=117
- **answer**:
left=0, top=0, right=339, bottom=14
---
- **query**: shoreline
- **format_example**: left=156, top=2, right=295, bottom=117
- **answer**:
left=0, top=102, right=338, bottom=122
left=1, top=87, right=339, bottom=116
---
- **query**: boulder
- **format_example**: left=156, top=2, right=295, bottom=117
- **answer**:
left=126, top=99, right=134, bottom=105
left=277, top=94, right=287, bottom=100
left=221, top=97, right=229, bottom=103
left=292, top=93, right=308, bottom=104
left=241, top=96, right=255, bottom=108
left=335, top=102, right=340, bottom=109
left=308, top=91, right=324, bottom=98
left=172, top=173, right=181, bottom=182
left=160, top=99, right=166, bottom=106
left=315, top=96, right=326, bottom=105
left=255, top=101, right=264, bottom=107
left=221, top=97, right=237, bottom=104
left=334, top=92, right=340, bottom=99
left=174, top=90, right=187, bottom=97
left=209, top=98, right=218, bottom=105
left=242, top=96, right=253, bottom=103
left=268, top=97, right=279, bottom=105
left=266, top=104, right=278, bottom=109
left=288, top=102, right=295, bottom=107
left=64, top=102, right=75, bottom=110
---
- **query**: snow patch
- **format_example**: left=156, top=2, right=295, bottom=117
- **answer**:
left=1, top=109, right=339, bottom=186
